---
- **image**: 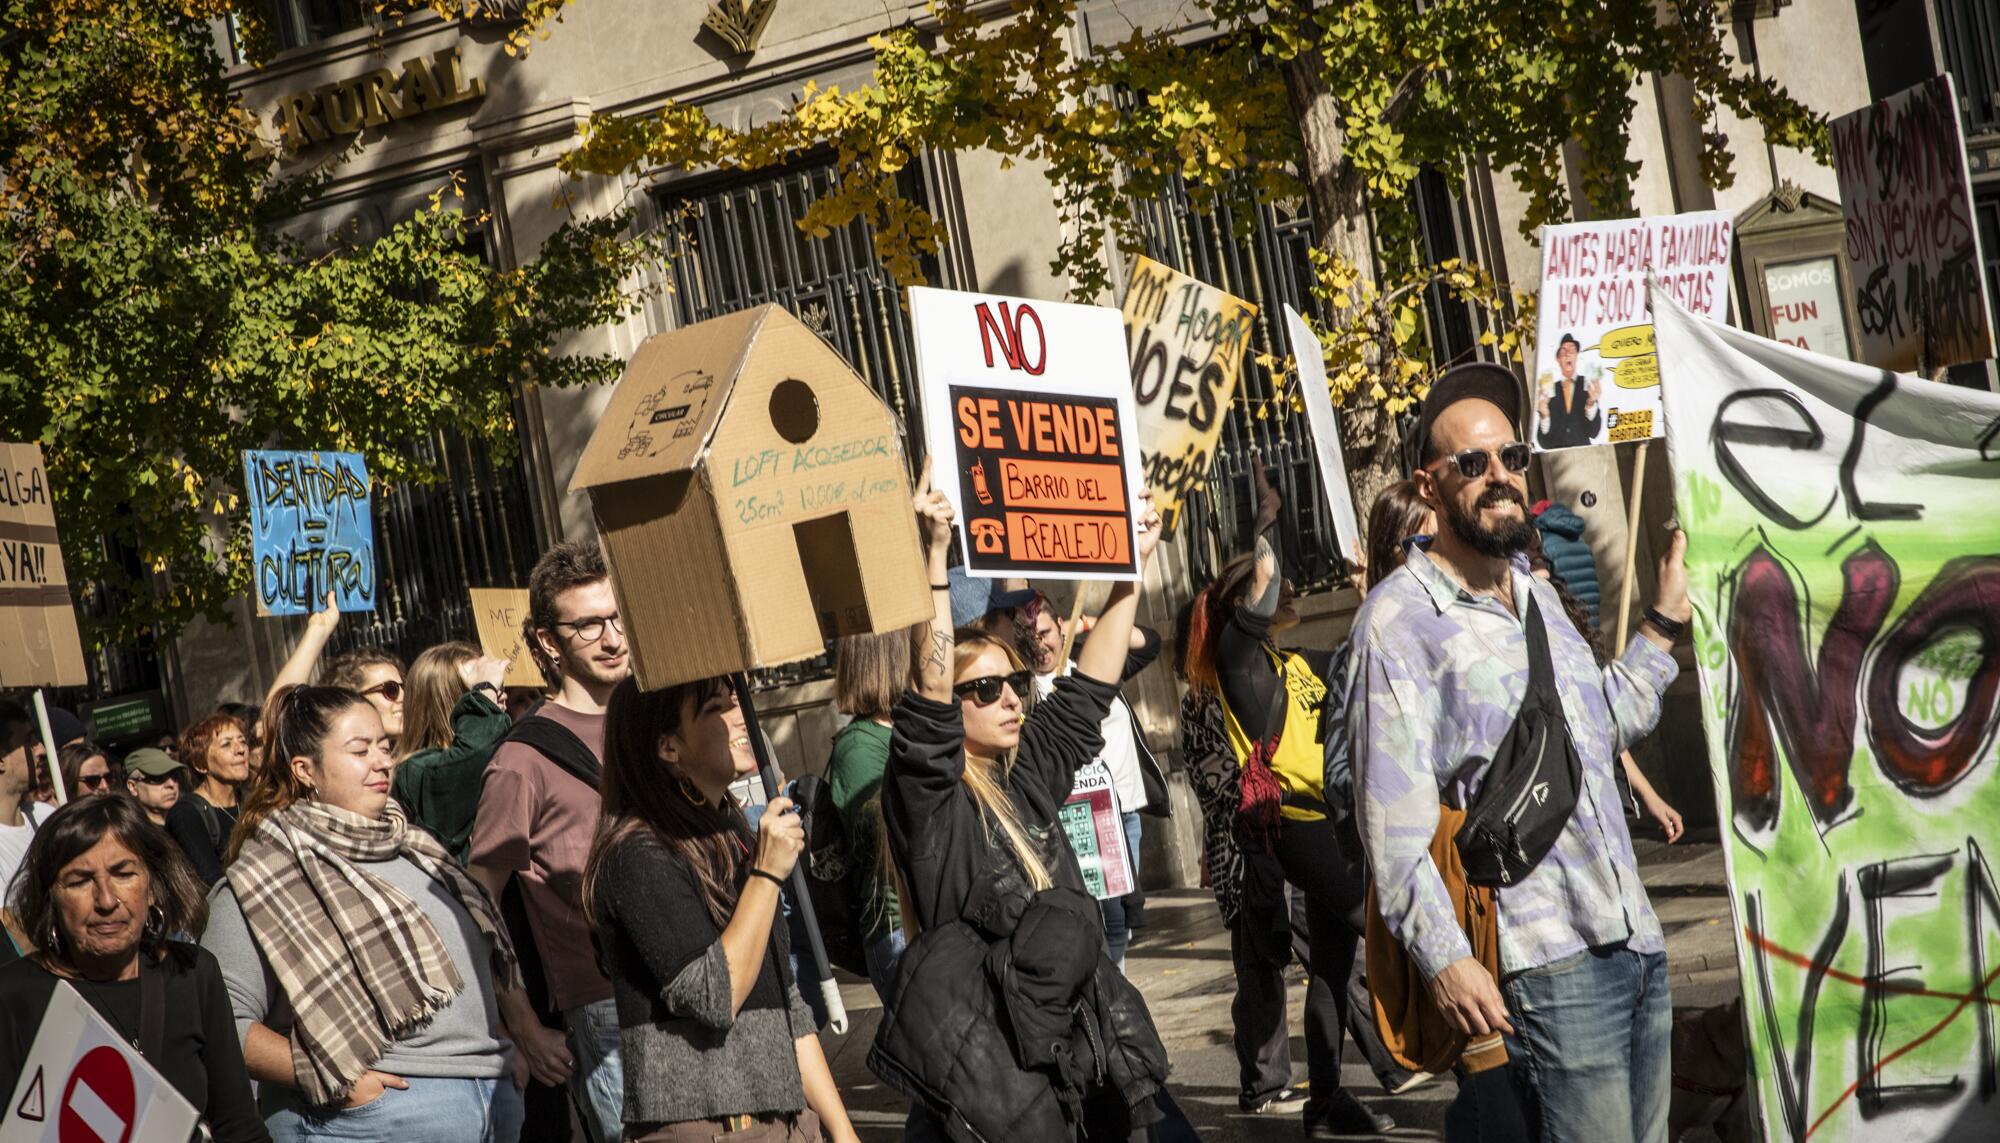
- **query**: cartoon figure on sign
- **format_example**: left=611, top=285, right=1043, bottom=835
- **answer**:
left=970, top=518, right=1004, bottom=554
left=1535, top=332, right=1603, bottom=449
left=969, top=460, right=994, bottom=506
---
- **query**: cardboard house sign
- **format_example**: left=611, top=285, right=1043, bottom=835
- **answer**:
left=910, top=287, right=1145, bottom=581
left=0, top=442, right=85, bottom=687
left=570, top=304, right=933, bottom=692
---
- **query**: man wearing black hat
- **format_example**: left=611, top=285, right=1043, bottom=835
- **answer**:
left=1346, top=362, right=1691, bottom=1143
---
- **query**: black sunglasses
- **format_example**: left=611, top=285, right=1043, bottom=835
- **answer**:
left=952, top=670, right=1033, bottom=706
left=131, top=771, right=179, bottom=786
left=359, top=680, right=404, bottom=703
left=1429, top=442, right=1532, bottom=481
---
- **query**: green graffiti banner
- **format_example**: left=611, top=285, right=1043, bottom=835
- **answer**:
left=1655, top=285, right=2000, bottom=1142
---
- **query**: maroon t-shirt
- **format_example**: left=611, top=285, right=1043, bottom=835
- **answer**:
left=469, top=701, right=612, bottom=1011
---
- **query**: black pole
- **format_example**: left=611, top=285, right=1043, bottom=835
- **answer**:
left=730, top=672, right=848, bottom=1033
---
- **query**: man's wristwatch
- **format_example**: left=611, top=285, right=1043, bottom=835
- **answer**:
left=1641, top=607, right=1686, bottom=641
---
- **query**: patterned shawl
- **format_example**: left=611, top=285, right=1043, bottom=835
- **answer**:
left=227, top=798, right=522, bottom=1106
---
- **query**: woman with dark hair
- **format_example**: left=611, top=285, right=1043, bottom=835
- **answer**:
left=1364, top=480, right=1436, bottom=594
left=0, top=796, right=268, bottom=1142
left=1183, top=461, right=1402, bottom=1136
left=165, top=712, right=252, bottom=885
left=202, top=685, right=534, bottom=1142
left=57, top=739, right=119, bottom=799
left=584, top=676, right=860, bottom=1143
left=827, top=626, right=922, bottom=1001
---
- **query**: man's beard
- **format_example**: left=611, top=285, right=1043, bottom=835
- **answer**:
left=1442, top=481, right=1535, bottom=559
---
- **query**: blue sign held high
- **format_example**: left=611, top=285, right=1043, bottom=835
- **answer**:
left=242, top=450, right=375, bottom=616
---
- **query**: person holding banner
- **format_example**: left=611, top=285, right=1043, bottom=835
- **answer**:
left=1181, top=461, right=1402, bottom=1138
left=0, top=796, right=268, bottom=1142
left=393, top=643, right=514, bottom=864
left=582, top=677, right=861, bottom=1143
left=872, top=472, right=1188, bottom=1141
left=203, top=685, right=533, bottom=1142
left=1348, top=363, right=1688, bottom=1143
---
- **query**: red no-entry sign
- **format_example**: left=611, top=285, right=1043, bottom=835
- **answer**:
left=56, top=1047, right=132, bottom=1143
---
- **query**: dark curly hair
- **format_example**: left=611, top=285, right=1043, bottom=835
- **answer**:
left=8, top=796, right=207, bottom=969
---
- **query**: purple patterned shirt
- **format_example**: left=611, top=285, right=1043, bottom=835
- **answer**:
left=1346, top=548, right=1677, bottom=977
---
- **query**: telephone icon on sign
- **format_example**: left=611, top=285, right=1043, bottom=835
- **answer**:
left=970, top=519, right=1004, bottom=554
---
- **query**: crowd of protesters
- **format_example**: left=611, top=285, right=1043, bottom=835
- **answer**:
left=0, top=361, right=1695, bottom=1143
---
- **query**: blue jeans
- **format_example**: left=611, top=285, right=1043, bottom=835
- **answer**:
left=1500, top=943, right=1671, bottom=1143
left=563, top=998, right=625, bottom=1143
left=266, top=1076, right=523, bottom=1142
left=1098, top=811, right=1143, bottom=970
left=864, top=926, right=907, bottom=1003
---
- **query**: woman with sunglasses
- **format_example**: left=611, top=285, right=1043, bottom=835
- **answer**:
left=1182, top=458, right=1403, bottom=1138
left=326, top=647, right=407, bottom=749
left=57, top=740, right=119, bottom=799
left=876, top=469, right=1190, bottom=1140
left=166, top=712, right=253, bottom=885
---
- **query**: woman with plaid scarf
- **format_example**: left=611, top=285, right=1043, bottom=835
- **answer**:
left=202, top=685, right=542, bottom=1142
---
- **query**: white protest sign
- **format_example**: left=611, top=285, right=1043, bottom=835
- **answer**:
left=1831, top=74, right=1995, bottom=373
left=1059, top=761, right=1133, bottom=900
left=1532, top=211, right=1733, bottom=450
left=910, top=287, right=1144, bottom=581
left=0, top=981, right=197, bottom=1143
left=1281, top=306, right=1361, bottom=562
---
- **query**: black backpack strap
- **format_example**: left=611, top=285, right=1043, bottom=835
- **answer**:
left=195, top=797, right=222, bottom=854
left=138, top=952, right=167, bottom=1062
left=503, top=715, right=602, bottom=791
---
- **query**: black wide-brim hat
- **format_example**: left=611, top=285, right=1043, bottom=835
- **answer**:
left=1402, top=362, right=1526, bottom=475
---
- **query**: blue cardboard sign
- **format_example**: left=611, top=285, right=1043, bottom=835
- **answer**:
left=242, top=450, right=375, bottom=616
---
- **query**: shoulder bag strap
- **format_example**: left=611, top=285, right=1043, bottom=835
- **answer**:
left=138, top=953, right=167, bottom=1062
left=503, top=715, right=602, bottom=791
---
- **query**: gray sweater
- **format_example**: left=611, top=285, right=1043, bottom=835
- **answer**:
left=203, top=854, right=512, bottom=1115
left=594, top=834, right=815, bottom=1126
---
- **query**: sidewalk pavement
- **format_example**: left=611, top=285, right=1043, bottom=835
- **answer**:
left=822, top=835, right=1740, bottom=1141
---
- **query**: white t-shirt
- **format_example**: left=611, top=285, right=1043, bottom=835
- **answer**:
left=1037, top=669, right=1146, bottom=813
left=0, top=801, right=50, bottom=901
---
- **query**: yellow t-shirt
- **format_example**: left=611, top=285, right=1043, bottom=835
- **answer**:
left=1219, top=645, right=1327, bottom=822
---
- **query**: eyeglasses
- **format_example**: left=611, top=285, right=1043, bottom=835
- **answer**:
left=359, top=680, right=404, bottom=703
left=1428, top=442, right=1532, bottom=481
left=953, top=670, right=1033, bottom=706
left=77, top=772, right=117, bottom=790
left=554, top=614, right=623, bottom=644
left=131, top=771, right=178, bottom=786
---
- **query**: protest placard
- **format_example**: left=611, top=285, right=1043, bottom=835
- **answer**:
left=1532, top=210, right=1733, bottom=450
left=911, top=287, right=1143, bottom=580
left=0, top=981, right=197, bottom=1143
left=1831, top=74, right=1995, bottom=373
left=242, top=450, right=374, bottom=617
left=1059, top=761, right=1133, bottom=901
left=467, top=587, right=539, bottom=688
left=1655, top=281, right=2000, bottom=1143
left=1281, top=306, right=1362, bottom=562
left=1120, top=256, right=1257, bottom=536
left=0, top=443, right=85, bottom=688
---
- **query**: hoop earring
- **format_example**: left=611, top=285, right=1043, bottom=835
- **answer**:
left=145, top=904, right=166, bottom=940
left=42, top=915, right=62, bottom=955
left=676, top=772, right=704, bottom=806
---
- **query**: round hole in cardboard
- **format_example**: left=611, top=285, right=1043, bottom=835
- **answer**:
left=770, top=378, right=820, bottom=443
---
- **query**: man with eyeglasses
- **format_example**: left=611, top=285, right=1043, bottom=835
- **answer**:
left=121, top=747, right=186, bottom=826
left=470, top=540, right=631, bottom=1143
left=1346, top=362, right=1691, bottom=1143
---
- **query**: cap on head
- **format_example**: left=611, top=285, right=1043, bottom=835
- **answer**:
left=121, top=748, right=184, bottom=778
left=1403, top=363, right=1524, bottom=474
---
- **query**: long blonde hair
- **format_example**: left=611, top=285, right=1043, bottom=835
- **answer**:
left=953, top=633, right=1054, bottom=884
left=397, top=641, right=481, bottom=761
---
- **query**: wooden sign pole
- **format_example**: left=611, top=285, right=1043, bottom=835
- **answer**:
left=1612, top=440, right=1651, bottom=650
left=32, top=690, right=68, bottom=805
left=1054, top=590, right=1087, bottom=672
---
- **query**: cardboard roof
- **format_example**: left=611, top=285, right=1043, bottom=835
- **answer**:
left=568, top=305, right=774, bottom=493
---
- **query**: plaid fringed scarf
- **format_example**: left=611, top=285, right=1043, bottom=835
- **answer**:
left=228, top=799, right=522, bottom=1107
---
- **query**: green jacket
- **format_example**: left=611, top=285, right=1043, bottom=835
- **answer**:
left=825, top=718, right=900, bottom=939
left=392, top=690, right=512, bottom=864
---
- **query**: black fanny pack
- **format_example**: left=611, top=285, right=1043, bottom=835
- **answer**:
left=1455, top=596, right=1582, bottom=887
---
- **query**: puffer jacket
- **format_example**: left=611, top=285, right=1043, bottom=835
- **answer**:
left=1534, top=502, right=1602, bottom=625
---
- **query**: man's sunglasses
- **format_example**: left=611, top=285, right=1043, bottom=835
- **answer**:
left=952, top=670, right=1033, bottom=706
left=1428, top=442, right=1532, bottom=481
left=131, top=771, right=178, bottom=786
left=359, top=680, right=404, bottom=703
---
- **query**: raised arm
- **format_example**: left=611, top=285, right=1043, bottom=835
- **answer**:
left=1073, top=492, right=1161, bottom=685
left=913, top=459, right=956, bottom=703
left=264, top=591, right=340, bottom=707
